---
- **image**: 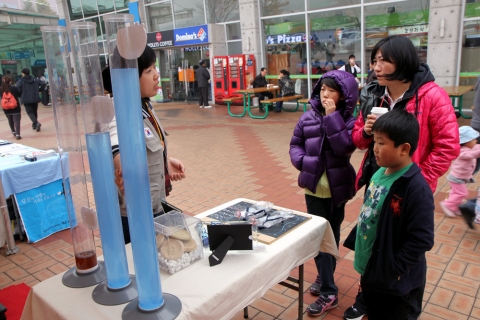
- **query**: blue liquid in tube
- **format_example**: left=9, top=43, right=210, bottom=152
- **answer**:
left=111, top=68, right=163, bottom=310
left=86, top=131, right=130, bottom=289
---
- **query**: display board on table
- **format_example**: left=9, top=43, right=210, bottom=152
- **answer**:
left=15, top=179, right=73, bottom=243
left=202, top=200, right=311, bottom=244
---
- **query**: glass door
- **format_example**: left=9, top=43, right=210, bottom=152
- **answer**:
left=167, top=46, right=210, bottom=103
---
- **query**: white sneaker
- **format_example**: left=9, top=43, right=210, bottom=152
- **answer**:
left=199, top=105, right=204, bottom=108
left=204, top=105, right=212, bottom=108
left=440, top=201, right=459, bottom=217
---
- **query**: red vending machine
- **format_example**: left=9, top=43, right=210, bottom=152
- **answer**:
left=228, top=55, right=242, bottom=96
left=243, top=54, right=256, bottom=90
left=212, top=56, right=229, bottom=104
left=228, top=54, right=256, bottom=96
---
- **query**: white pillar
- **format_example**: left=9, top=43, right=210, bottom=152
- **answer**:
left=239, top=0, right=262, bottom=74
left=426, top=0, right=463, bottom=86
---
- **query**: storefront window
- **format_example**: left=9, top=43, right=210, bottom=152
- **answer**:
left=173, top=0, right=206, bottom=28
left=308, top=0, right=359, bottom=11
left=84, top=17, right=103, bottom=41
left=460, top=19, right=479, bottom=105
left=263, top=15, right=307, bottom=94
left=97, top=0, right=114, bottom=15
left=260, top=0, right=304, bottom=17
left=228, top=41, right=242, bottom=54
left=67, top=0, right=84, bottom=20
left=81, top=0, right=99, bottom=18
left=206, top=0, right=239, bottom=23
left=465, top=1, right=480, bottom=19
left=461, top=20, right=480, bottom=74
left=364, top=1, right=429, bottom=65
left=114, top=0, right=129, bottom=11
left=146, top=2, right=174, bottom=32
left=226, top=23, right=241, bottom=40
left=309, top=8, right=361, bottom=76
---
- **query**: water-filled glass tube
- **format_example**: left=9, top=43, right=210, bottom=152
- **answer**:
left=41, top=26, right=98, bottom=273
left=70, top=22, right=131, bottom=290
left=103, top=14, right=163, bottom=311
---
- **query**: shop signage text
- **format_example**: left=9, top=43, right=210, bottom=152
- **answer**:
left=265, top=33, right=305, bottom=45
left=147, top=30, right=174, bottom=48
left=174, top=25, right=208, bottom=46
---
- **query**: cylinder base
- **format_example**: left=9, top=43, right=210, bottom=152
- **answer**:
left=122, top=293, right=182, bottom=320
left=62, top=261, right=107, bottom=288
left=92, top=275, right=138, bottom=305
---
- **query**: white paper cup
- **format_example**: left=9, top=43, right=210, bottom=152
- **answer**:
left=371, top=107, right=388, bottom=118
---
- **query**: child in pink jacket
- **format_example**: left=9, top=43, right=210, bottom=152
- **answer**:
left=441, top=126, right=480, bottom=217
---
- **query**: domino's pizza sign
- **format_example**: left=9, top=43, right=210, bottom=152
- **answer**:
left=174, top=25, right=209, bottom=46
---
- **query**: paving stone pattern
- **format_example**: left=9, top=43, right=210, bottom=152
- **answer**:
left=0, top=102, right=479, bottom=319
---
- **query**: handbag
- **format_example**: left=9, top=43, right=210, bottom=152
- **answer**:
left=161, top=200, right=182, bottom=214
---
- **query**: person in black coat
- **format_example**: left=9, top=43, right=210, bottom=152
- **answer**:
left=16, top=68, right=44, bottom=132
left=253, top=67, right=273, bottom=112
left=195, top=60, right=211, bottom=108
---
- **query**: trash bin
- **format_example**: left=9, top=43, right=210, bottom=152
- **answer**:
left=252, top=97, right=259, bottom=107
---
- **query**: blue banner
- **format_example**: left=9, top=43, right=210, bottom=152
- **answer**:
left=13, top=51, right=30, bottom=59
left=15, top=179, right=74, bottom=243
left=174, top=25, right=209, bottom=46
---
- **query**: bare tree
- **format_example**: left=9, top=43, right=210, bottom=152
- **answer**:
left=260, top=0, right=289, bottom=17
left=22, top=0, right=36, bottom=12
left=197, top=0, right=239, bottom=23
left=36, top=0, right=56, bottom=14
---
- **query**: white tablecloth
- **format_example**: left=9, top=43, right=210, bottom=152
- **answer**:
left=21, top=198, right=338, bottom=320
left=0, top=150, right=64, bottom=197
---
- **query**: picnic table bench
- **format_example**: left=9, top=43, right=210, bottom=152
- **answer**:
left=298, top=98, right=310, bottom=112
left=224, top=96, right=246, bottom=117
left=257, top=95, right=304, bottom=119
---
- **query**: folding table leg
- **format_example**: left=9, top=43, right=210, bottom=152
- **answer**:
left=0, top=181, right=19, bottom=255
left=298, top=264, right=304, bottom=320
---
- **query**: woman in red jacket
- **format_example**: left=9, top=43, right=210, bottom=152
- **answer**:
left=344, top=35, right=460, bottom=320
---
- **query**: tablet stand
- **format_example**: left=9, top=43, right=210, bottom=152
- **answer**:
left=208, top=235, right=234, bottom=266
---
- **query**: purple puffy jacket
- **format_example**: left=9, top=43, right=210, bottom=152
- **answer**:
left=289, top=70, right=358, bottom=206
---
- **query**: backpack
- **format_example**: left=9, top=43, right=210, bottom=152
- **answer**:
left=1, top=92, right=17, bottom=110
left=326, top=43, right=335, bottom=56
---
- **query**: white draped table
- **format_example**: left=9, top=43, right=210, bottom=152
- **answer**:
left=21, top=198, right=338, bottom=320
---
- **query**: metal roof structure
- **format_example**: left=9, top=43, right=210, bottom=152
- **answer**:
left=0, top=7, right=59, bottom=52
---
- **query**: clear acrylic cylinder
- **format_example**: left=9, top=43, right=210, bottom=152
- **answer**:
left=41, top=26, right=104, bottom=284
left=69, top=22, right=131, bottom=291
left=103, top=14, right=164, bottom=311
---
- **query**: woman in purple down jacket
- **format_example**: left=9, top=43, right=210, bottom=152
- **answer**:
left=289, top=70, right=357, bottom=317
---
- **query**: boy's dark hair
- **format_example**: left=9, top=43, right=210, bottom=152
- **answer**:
left=137, top=45, right=156, bottom=78
left=279, top=69, right=290, bottom=77
left=21, top=68, right=30, bottom=75
left=260, top=67, right=267, bottom=72
left=348, top=54, right=355, bottom=59
left=370, top=35, right=419, bottom=83
left=372, top=109, right=419, bottom=156
left=102, top=45, right=156, bottom=95
left=320, top=77, right=343, bottom=98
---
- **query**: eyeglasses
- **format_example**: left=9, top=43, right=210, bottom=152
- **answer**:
left=258, top=214, right=284, bottom=230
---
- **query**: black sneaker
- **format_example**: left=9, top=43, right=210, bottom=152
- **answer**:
left=459, top=203, right=476, bottom=229
left=343, top=305, right=365, bottom=320
left=306, top=294, right=338, bottom=316
left=36, top=123, right=42, bottom=132
left=309, top=277, right=322, bottom=295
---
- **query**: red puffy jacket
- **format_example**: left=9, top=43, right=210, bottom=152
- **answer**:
left=353, top=64, right=460, bottom=192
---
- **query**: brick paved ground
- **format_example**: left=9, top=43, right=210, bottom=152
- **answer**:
left=0, top=102, right=479, bottom=319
